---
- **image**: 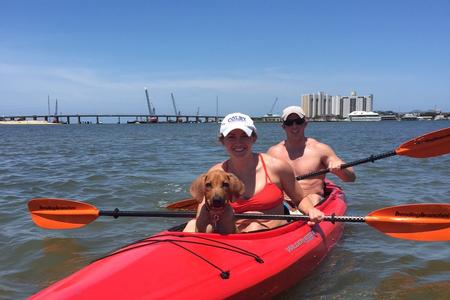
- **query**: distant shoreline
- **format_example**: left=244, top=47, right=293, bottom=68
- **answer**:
left=0, top=120, right=59, bottom=125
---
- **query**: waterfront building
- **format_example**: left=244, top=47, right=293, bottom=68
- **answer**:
left=0, top=120, right=58, bottom=125
left=340, top=91, right=373, bottom=117
left=401, top=113, right=418, bottom=121
left=380, top=114, right=398, bottom=121
left=261, top=114, right=282, bottom=122
left=302, top=91, right=374, bottom=119
left=347, top=111, right=381, bottom=121
left=301, top=92, right=333, bottom=118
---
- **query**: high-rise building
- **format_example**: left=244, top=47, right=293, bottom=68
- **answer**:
left=301, top=92, right=333, bottom=118
left=302, top=91, right=373, bottom=118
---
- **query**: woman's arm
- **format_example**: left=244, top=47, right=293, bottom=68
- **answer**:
left=271, top=156, right=303, bottom=208
left=266, top=154, right=324, bottom=224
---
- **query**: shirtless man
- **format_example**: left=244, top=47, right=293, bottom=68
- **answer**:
left=267, top=106, right=356, bottom=205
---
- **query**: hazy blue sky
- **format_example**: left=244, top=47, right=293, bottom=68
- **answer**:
left=1, top=0, right=449, bottom=116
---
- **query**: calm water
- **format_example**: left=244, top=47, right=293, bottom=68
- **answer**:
left=0, top=121, right=449, bottom=299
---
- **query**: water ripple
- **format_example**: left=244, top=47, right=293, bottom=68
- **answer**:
left=1, top=121, right=449, bottom=299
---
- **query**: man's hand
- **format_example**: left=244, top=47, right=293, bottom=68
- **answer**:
left=328, top=160, right=343, bottom=175
left=307, top=207, right=325, bottom=226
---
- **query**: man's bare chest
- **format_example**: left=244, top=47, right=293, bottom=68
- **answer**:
left=290, top=152, right=325, bottom=174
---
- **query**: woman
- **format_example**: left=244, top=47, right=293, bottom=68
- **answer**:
left=184, top=112, right=324, bottom=233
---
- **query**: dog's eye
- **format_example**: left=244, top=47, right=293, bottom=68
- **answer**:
left=205, top=182, right=212, bottom=188
left=222, top=182, right=230, bottom=188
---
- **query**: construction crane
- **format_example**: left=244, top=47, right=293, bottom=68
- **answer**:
left=171, top=93, right=179, bottom=115
left=53, top=98, right=60, bottom=123
left=54, top=99, right=58, bottom=116
left=216, top=96, right=219, bottom=118
left=47, top=95, right=51, bottom=116
left=144, top=88, right=155, bottom=115
left=267, top=97, right=278, bottom=116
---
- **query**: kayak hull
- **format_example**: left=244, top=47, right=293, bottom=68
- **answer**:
left=31, top=181, right=346, bottom=299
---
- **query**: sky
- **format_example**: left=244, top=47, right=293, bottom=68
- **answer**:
left=1, top=0, right=449, bottom=117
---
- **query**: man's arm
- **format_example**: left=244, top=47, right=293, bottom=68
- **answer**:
left=320, top=143, right=356, bottom=182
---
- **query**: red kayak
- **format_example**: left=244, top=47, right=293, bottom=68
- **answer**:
left=31, top=181, right=346, bottom=299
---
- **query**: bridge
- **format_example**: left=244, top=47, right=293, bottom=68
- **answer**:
left=0, top=114, right=224, bottom=124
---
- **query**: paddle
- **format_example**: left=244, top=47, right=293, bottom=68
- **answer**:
left=296, top=126, right=450, bottom=180
left=165, top=197, right=198, bottom=210
left=28, top=199, right=450, bottom=241
left=166, top=127, right=450, bottom=210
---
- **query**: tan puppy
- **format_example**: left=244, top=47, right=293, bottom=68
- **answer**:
left=190, top=169, right=244, bottom=234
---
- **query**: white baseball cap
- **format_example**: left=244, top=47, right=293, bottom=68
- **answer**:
left=281, top=106, right=305, bottom=121
left=220, top=112, right=256, bottom=137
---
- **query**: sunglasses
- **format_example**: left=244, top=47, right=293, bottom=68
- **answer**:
left=283, top=118, right=305, bottom=126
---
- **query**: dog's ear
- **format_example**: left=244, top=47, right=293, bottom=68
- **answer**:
left=228, top=173, right=245, bottom=201
left=190, top=173, right=207, bottom=203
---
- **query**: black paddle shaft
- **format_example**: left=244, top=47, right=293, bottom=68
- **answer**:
left=99, top=209, right=366, bottom=223
left=295, top=150, right=397, bottom=180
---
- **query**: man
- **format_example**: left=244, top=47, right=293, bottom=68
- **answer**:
left=267, top=106, right=356, bottom=205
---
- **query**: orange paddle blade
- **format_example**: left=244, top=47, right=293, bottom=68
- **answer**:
left=396, top=127, right=450, bottom=158
left=365, top=203, right=450, bottom=241
left=166, top=198, right=198, bottom=210
left=28, top=198, right=99, bottom=229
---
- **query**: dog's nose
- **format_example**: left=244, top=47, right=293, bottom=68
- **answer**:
left=212, top=196, right=225, bottom=208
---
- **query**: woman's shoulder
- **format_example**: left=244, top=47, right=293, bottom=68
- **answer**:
left=260, top=153, right=294, bottom=184
left=260, top=153, right=290, bottom=171
left=209, top=161, right=227, bottom=172
left=266, top=140, right=285, bottom=155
